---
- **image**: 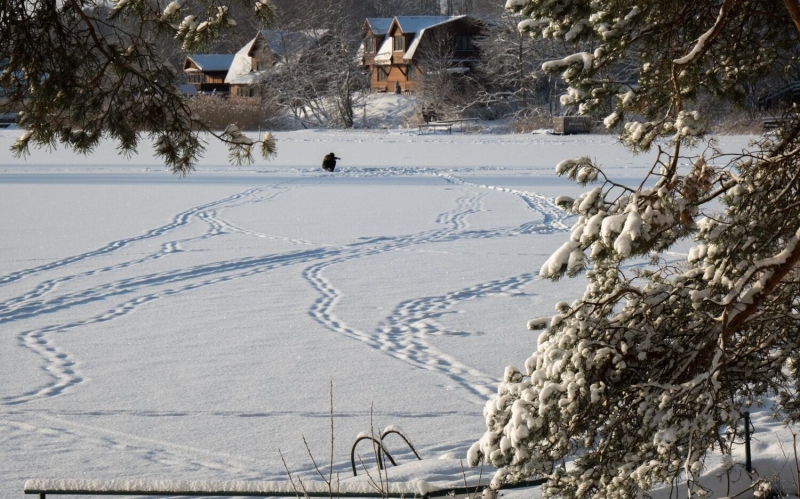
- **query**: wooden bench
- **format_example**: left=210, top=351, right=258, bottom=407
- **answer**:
left=25, top=478, right=546, bottom=499
left=418, top=122, right=452, bottom=134
left=440, top=118, right=480, bottom=132
left=763, top=117, right=788, bottom=130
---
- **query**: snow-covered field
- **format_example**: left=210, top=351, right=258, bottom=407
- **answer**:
left=1, top=129, right=793, bottom=498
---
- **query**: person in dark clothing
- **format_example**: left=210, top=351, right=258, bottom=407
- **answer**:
left=322, top=152, right=341, bottom=172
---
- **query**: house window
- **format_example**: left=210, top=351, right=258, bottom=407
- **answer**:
left=186, top=72, right=203, bottom=84
left=407, top=65, right=416, bottom=81
left=455, top=34, right=473, bottom=51
left=365, top=37, right=375, bottom=53
left=376, top=67, right=387, bottom=81
left=393, top=35, right=404, bottom=52
left=253, top=56, right=270, bottom=72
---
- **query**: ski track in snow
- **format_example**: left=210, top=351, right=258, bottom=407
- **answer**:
left=303, top=189, right=498, bottom=404
left=0, top=185, right=304, bottom=316
left=375, top=273, right=535, bottom=401
left=302, top=171, right=569, bottom=404
left=2, top=247, right=334, bottom=405
left=0, top=171, right=567, bottom=470
left=0, top=187, right=276, bottom=287
left=435, top=172, right=571, bottom=235
left=0, top=174, right=565, bottom=405
left=0, top=414, right=275, bottom=478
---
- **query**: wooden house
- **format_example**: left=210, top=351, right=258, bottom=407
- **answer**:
left=225, top=30, right=326, bottom=98
left=183, top=54, right=235, bottom=95
left=360, top=16, right=482, bottom=93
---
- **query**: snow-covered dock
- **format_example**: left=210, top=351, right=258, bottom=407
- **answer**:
left=25, top=479, right=438, bottom=498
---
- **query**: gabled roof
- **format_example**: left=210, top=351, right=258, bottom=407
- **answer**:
left=393, top=16, right=456, bottom=34
left=257, top=30, right=326, bottom=56
left=225, top=37, right=259, bottom=85
left=185, top=54, right=235, bottom=72
left=402, top=16, right=466, bottom=60
left=371, top=15, right=468, bottom=65
left=365, top=18, right=394, bottom=35
left=225, top=29, right=325, bottom=85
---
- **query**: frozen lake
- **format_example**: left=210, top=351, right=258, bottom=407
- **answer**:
left=0, top=130, right=767, bottom=498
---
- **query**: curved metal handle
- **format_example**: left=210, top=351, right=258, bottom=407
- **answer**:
left=350, top=435, right=397, bottom=477
left=380, top=428, right=421, bottom=461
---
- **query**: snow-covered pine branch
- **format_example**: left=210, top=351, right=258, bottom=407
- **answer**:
left=3, top=0, right=278, bottom=174
left=473, top=1, right=800, bottom=498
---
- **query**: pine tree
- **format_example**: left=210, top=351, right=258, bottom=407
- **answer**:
left=1, top=0, right=278, bottom=175
left=470, top=1, right=800, bottom=498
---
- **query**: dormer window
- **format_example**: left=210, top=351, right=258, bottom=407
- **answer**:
left=365, top=37, right=375, bottom=53
left=252, top=52, right=270, bottom=72
left=393, top=35, right=404, bottom=52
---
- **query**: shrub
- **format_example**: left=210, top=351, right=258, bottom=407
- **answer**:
left=187, top=95, right=282, bottom=131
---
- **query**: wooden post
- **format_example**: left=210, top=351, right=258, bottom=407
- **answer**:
left=744, top=411, right=752, bottom=472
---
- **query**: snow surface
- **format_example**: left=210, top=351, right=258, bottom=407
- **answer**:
left=0, top=130, right=789, bottom=499
left=362, top=94, right=419, bottom=128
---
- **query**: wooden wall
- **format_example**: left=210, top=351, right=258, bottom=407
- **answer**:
left=370, top=65, right=418, bottom=93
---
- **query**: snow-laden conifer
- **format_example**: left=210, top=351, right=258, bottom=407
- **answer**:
left=472, top=1, right=800, bottom=498
left=2, top=0, right=278, bottom=174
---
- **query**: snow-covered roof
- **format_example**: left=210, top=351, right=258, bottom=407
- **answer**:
left=185, top=54, right=234, bottom=72
left=402, top=16, right=466, bottom=61
left=373, top=16, right=467, bottom=65
left=225, top=30, right=325, bottom=85
left=365, top=18, right=393, bottom=35
left=394, top=16, right=456, bottom=34
left=224, top=36, right=258, bottom=85
left=227, top=70, right=268, bottom=86
left=374, top=36, right=394, bottom=65
left=369, top=16, right=468, bottom=64
left=259, top=30, right=325, bottom=56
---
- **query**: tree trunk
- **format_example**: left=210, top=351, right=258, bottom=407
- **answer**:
left=784, top=0, right=800, bottom=31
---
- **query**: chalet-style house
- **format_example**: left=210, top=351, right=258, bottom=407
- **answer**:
left=360, top=16, right=482, bottom=93
left=225, top=30, right=326, bottom=98
left=183, top=54, right=235, bottom=95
